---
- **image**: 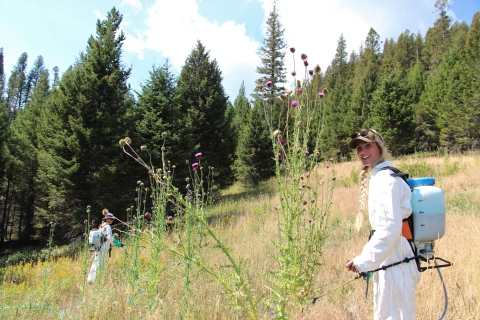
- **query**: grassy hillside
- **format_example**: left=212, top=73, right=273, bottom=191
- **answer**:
left=1, top=153, right=479, bottom=319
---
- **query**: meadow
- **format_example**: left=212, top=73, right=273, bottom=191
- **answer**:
left=1, top=153, right=479, bottom=319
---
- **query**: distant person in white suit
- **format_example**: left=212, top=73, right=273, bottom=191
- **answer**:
left=87, top=211, right=115, bottom=283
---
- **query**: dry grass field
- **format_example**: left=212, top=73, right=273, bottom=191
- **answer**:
left=1, top=153, right=479, bottom=319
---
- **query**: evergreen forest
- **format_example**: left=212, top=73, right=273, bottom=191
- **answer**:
left=0, top=4, right=479, bottom=247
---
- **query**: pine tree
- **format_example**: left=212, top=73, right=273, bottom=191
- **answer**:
left=370, top=69, right=415, bottom=155
left=380, top=38, right=396, bottom=75
left=175, top=40, right=234, bottom=188
left=422, top=0, right=452, bottom=72
left=254, top=0, right=287, bottom=101
left=234, top=100, right=274, bottom=187
left=393, top=30, right=417, bottom=71
left=36, top=8, right=136, bottom=234
left=242, top=0, right=288, bottom=178
left=348, top=29, right=381, bottom=132
left=230, top=81, right=251, bottom=168
left=5, top=70, right=50, bottom=243
left=406, top=61, right=427, bottom=147
left=5, top=53, right=28, bottom=121
left=232, top=81, right=250, bottom=136
left=0, top=48, right=9, bottom=242
left=23, top=55, right=47, bottom=105
left=319, top=34, right=351, bottom=159
left=52, top=66, right=60, bottom=89
left=134, top=60, right=179, bottom=164
left=414, top=32, right=424, bottom=63
left=0, top=48, right=5, bottom=98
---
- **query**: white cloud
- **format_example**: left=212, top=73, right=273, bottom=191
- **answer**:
left=122, top=0, right=143, bottom=12
left=122, top=0, right=446, bottom=99
left=93, top=9, right=103, bottom=20
left=123, top=0, right=261, bottom=100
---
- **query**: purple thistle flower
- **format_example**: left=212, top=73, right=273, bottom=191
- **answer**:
left=277, top=152, right=282, bottom=158
left=306, top=150, right=310, bottom=156
left=290, top=47, right=296, bottom=53
left=303, top=59, right=308, bottom=67
left=265, top=81, right=272, bottom=87
left=308, top=70, right=314, bottom=76
left=91, top=220, right=95, bottom=224
left=318, top=92, right=324, bottom=98
left=167, top=216, right=173, bottom=220
left=145, top=212, right=151, bottom=218
left=167, top=170, right=171, bottom=174
left=291, top=71, right=296, bottom=76
left=308, top=218, right=312, bottom=223
left=291, top=100, right=298, bottom=107
left=326, top=164, right=330, bottom=169
left=192, top=162, right=199, bottom=168
left=279, top=138, right=285, bottom=145
left=197, top=193, right=202, bottom=197
left=305, top=173, right=310, bottom=177
left=195, top=152, right=202, bottom=158
left=302, top=184, right=306, bottom=188
left=301, top=53, right=308, bottom=60
left=302, top=200, right=308, bottom=205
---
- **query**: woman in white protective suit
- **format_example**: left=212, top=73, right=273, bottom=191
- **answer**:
left=345, top=129, right=420, bottom=320
left=87, top=212, right=115, bottom=283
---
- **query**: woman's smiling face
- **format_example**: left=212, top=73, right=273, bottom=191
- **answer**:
left=355, top=140, right=382, bottom=168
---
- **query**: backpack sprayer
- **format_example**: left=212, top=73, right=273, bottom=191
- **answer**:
left=88, top=229, right=104, bottom=251
left=408, top=176, right=450, bottom=267
left=385, top=168, right=452, bottom=272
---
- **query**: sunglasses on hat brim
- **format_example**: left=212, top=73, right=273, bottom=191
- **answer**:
left=350, top=129, right=374, bottom=140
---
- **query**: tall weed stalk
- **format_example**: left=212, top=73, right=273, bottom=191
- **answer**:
left=259, top=49, right=334, bottom=318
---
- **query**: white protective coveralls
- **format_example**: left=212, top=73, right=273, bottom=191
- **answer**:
left=353, top=161, right=420, bottom=320
left=87, top=221, right=113, bottom=283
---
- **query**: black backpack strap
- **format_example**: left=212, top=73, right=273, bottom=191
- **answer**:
left=378, top=166, right=423, bottom=271
left=379, top=166, right=409, bottom=185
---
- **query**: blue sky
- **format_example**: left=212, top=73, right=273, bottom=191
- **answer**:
left=1, top=0, right=478, bottom=102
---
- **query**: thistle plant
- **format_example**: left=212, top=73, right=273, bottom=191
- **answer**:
left=81, top=205, right=92, bottom=294
left=259, top=48, right=334, bottom=318
left=121, top=136, right=260, bottom=319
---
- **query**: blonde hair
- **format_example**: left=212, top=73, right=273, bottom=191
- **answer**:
left=102, top=208, right=109, bottom=216
left=355, top=131, right=390, bottom=231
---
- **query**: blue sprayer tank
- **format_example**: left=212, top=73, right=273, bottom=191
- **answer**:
left=407, top=177, right=446, bottom=242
